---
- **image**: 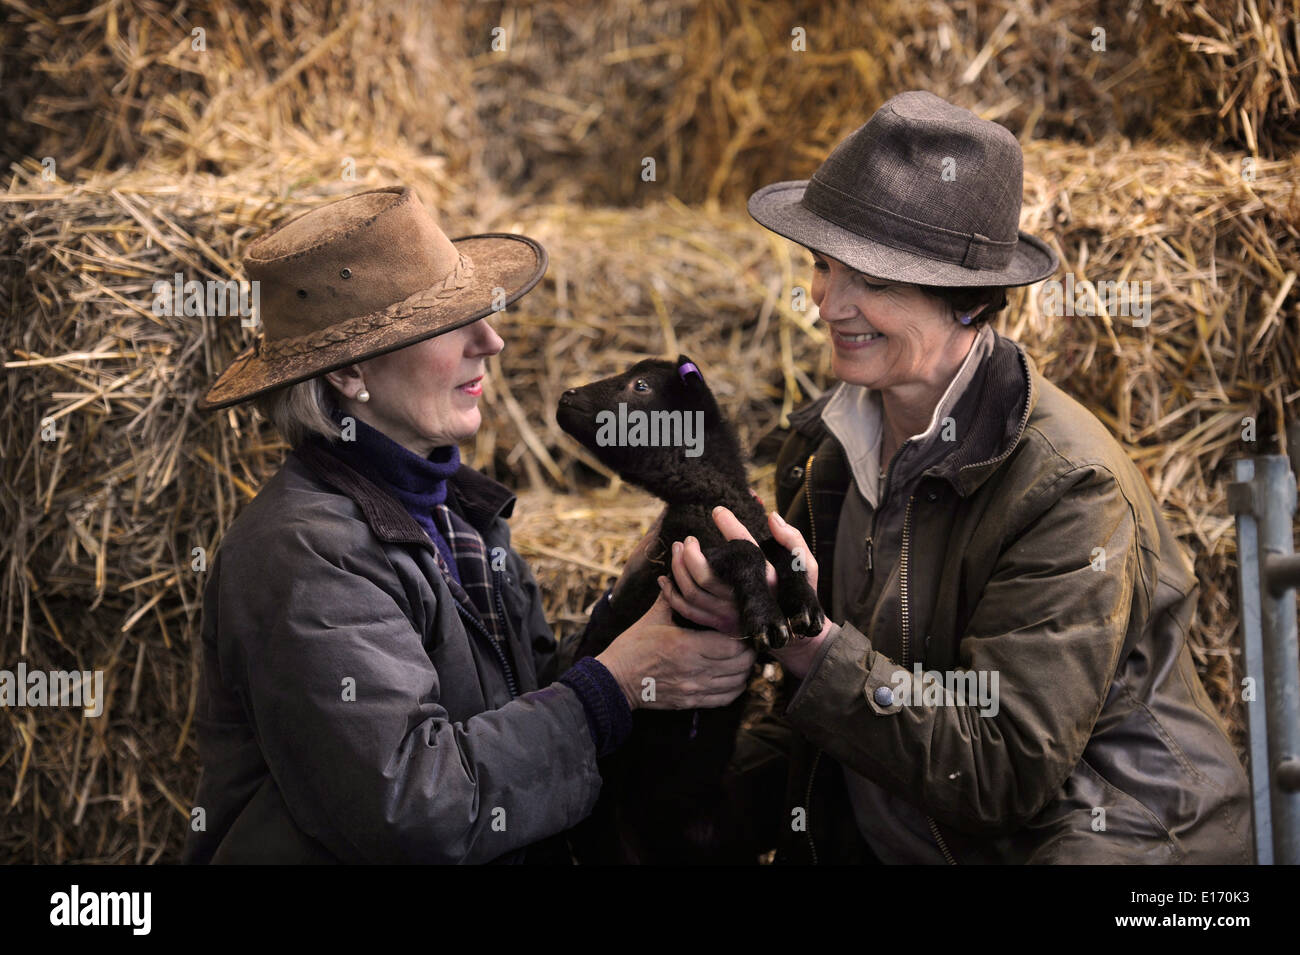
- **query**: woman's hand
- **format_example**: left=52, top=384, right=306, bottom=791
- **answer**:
left=596, top=592, right=755, bottom=710
left=661, top=505, right=833, bottom=679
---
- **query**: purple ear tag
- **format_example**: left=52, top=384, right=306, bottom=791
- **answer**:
left=678, top=361, right=702, bottom=381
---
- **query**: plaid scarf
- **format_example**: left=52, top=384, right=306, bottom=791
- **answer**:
left=430, top=504, right=513, bottom=653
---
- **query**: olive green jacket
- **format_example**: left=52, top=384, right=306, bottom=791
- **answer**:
left=759, top=329, right=1252, bottom=864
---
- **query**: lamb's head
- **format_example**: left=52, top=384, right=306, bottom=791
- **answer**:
left=556, top=355, right=741, bottom=496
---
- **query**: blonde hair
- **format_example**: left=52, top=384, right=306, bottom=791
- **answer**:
left=254, top=376, right=339, bottom=447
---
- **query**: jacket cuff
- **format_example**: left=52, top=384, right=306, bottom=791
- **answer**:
left=557, top=656, right=634, bottom=757
left=785, top=622, right=908, bottom=729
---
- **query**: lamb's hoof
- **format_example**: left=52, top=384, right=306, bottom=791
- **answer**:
left=777, top=574, right=825, bottom=639
left=765, top=620, right=792, bottom=651
left=790, top=606, right=824, bottom=639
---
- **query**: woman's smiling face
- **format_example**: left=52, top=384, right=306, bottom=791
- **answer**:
left=809, top=249, right=976, bottom=390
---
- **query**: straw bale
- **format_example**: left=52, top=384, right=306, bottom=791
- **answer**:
left=462, top=0, right=1297, bottom=204
left=1, top=0, right=482, bottom=180
left=1153, top=0, right=1300, bottom=157
left=6, top=1, right=1294, bottom=206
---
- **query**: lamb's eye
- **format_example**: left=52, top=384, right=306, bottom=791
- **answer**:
left=633, top=379, right=650, bottom=392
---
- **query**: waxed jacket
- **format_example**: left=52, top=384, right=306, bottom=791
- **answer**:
left=183, top=441, right=601, bottom=864
left=759, top=329, right=1253, bottom=864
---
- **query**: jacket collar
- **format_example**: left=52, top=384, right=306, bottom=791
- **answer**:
left=447, top=464, right=518, bottom=527
left=941, top=331, right=1039, bottom=496
left=292, top=441, right=517, bottom=550
left=789, top=328, right=1039, bottom=498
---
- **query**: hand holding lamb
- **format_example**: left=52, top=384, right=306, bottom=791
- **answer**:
left=661, top=505, right=833, bottom=679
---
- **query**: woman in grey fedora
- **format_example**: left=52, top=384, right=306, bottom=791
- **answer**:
left=184, top=186, right=754, bottom=863
left=661, top=90, right=1253, bottom=863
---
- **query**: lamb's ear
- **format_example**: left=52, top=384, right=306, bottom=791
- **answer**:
left=675, top=354, right=704, bottom=386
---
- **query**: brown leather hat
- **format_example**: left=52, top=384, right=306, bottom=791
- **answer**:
left=748, top=90, right=1057, bottom=288
left=198, top=186, right=546, bottom=410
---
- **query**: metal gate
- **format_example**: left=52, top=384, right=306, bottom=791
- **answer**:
left=1227, top=420, right=1300, bottom=864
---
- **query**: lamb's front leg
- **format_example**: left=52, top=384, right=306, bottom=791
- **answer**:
left=759, top=537, right=825, bottom=640
left=699, top=539, right=791, bottom=651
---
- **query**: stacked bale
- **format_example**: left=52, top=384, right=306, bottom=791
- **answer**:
left=1, top=0, right=482, bottom=180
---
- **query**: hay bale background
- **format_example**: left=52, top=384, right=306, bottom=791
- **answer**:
left=0, top=0, right=483, bottom=182
left=1, top=0, right=1297, bottom=862
left=7, top=1, right=1296, bottom=201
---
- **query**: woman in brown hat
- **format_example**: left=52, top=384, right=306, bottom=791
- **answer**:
left=660, top=91, right=1253, bottom=864
left=184, top=186, right=754, bottom=863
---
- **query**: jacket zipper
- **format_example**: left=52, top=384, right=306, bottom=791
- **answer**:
left=899, top=492, right=958, bottom=865
left=801, top=452, right=821, bottom=864
left=456, top=604, right=519, bottom=698
left=492, top=568, right=522, bottom=697
left=802, top=453, right=818, bottom=556
left=928, top=817, right=958, bottom=865
left=803, top=750, right=821, bottom=865
left=455, top=574, right=520, bottom=699
left=899, top=495, right=915, bottom=667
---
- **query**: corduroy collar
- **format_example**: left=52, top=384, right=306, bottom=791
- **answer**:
left=292, top=437, right=516, bottom=550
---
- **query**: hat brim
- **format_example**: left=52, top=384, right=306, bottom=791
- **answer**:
left=748, top=180, right=1058, bottom=288
left=198, top=233, right=547, bottom=411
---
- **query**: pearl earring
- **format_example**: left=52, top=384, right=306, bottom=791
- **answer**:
left=958, top=312, right=974, bottom=325
left=357, top=389, right=370, bottom=403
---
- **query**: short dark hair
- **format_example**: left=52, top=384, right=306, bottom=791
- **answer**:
left=922, top=284, right=1008, bottom=326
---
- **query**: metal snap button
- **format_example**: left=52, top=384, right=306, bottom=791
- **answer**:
left=340, top=268, right=352, bottom=279
left=873, top=685, right=894, bottom=706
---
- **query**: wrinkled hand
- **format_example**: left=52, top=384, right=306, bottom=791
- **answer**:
left=596, top=591, right=755, bottom=710
left=660, top=505, right=832, bottom=679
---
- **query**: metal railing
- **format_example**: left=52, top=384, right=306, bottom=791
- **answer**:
left=1227, top=419, right=1300, bottom=865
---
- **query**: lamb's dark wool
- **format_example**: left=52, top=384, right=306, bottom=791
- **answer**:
left=556, top=354, right=823, bottom=864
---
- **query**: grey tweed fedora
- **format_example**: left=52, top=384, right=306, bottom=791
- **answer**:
left=748, top=90, right=1058, bottom=288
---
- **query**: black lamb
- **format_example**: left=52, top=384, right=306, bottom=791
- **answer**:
left=555, top=354, right=824, bottom=864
